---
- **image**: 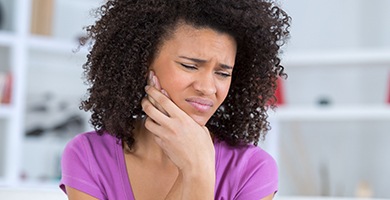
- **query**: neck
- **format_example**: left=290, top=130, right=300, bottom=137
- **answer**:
left=124, top=119, right=171, bottom=164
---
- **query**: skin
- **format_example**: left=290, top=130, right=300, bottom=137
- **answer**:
left=66, top=23, right=274, bottom=200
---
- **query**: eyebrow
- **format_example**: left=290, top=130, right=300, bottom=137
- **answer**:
left=178, top=56, right=233, bottom=70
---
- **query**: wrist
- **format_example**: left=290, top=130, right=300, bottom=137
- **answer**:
left=181, top=167, right=215, bottom=188
left=181, top=160, right=215, bottom=178
left=180, top=170, right=215, bottom=199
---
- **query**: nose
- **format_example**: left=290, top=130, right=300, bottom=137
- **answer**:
left=193, top=72, right=217, bottom=96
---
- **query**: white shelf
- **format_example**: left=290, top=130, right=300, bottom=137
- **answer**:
left=0, top=105, right=12, bottom=118
left=17, top=180, right=61, bottom=189
left=0, top=187, right=66, bottom=200
left=0, top=32, right=15, bottom=47
left=270, top=105, right=390, bottom=121
left=0, top=178, right=6, bottom=186
left=282, top=49, right=390, bottom=67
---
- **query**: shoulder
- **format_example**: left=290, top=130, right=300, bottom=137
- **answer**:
left=60, top=131, right=122, bottom=199
left=62, top=131, right=121, bottom=169
left=215, top=140, right=276, bottom=167
left=64, top=131, right=118, bottom=153
left=66, top=130, right=117, bottom=146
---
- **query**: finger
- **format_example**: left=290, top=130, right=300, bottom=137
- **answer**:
left=152, top=75, right=169, bottom=115
left=148, top=70, right=154, bottom=85
left=144, top=114, right=171, bottom=140
left=147, top=71, right=158, bottom=106
left=146, top=88, right=169, bottom=117
left=144, top=116, right=162, bottom=135
left=153, top=75, right=161, bottom=90
left=145, top=85, right=183, bottom=119
left=147, top=71, right=168, bottom=115
left=142, top=96, right=170, bottom=125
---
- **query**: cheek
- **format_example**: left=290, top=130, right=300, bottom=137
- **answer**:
left=158, top=71, right=185, bottom=93
left=159, top=76, right=187, bottom=109
left=217, top=82, right=231, bottom=101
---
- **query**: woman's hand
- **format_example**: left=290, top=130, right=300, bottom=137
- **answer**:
left=142, top=72, right=215, bottom=199
left=143, top=72, right=215, bottom=174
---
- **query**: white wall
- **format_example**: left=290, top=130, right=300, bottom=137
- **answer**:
left=358, top=0, right=390, bottom=48
left=282, top=0, right=390, bottom=51
left=282, top=0, right=361, bottom=52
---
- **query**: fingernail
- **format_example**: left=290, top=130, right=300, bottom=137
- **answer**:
left=152, top=76, right=157, bottom=87
left=148, top=71, right=154, bottom=83
left=145, top=85, right=150, bottom=91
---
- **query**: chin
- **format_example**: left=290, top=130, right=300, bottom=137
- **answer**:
left=191, top=115, right=210, bottom=126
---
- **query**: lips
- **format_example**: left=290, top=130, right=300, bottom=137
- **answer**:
left=185, top=97, right=214, bottom=112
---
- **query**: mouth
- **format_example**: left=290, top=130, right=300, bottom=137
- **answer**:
left=185, top=97, right=214, bottom=113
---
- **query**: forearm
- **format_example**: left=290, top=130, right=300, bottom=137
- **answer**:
left=165, top=170, right=215, bottom=200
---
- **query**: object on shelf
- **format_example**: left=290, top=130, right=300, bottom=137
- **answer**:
left=0, top=1, right=3, bottom=30
left=319, top=163, right=330, bottom=196
left=387, top=72, right=390, bottom=104
left=266, top=78, right=285, bottom=106
left=26, top=114, right=84, bottom=137
left=317, top=96, right=331, bottom=106
left=30, top=0, right=54, bottom=35
left=355, top=180, right=373, bottom=198
left=0, top=72, right=12, bottom=104
left=25, top=92, right=85, bottom=137
left=275, top=78, right=285, bottom=105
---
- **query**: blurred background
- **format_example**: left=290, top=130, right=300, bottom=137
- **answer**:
left=0, top=0, right=389, bottom=199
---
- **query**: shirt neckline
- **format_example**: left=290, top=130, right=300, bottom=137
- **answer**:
left=115, top=139, right=136, bottom=200
left=114, top=138, right=221, bottom=200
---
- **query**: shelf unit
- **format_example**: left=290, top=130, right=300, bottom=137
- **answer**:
left=282, top=49, right=390, bottom=67
left=268, top=48, right=390, bottom=198
left=0, top=0, right=95, bottom=187
left=0, top=0, right=30, bottom=186
left=271, top=105, right=390, bottom=121
left=268, top=48, right=390, bottom=141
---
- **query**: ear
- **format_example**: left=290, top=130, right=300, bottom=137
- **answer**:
left=145, top=68, right=154, bottom=79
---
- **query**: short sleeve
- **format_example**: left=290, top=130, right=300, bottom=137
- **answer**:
left=234, top=149, right=278, bottom=200
left=59, top=134, right=106, bottom=200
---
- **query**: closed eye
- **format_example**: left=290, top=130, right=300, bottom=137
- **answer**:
left=181, top=63, right=197, bottom=70
left=216, top=71, right=231, bottom=78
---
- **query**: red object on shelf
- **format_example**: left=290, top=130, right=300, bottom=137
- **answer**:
left=275, top=78, right=285, bottom=105
left=1, top=73, right=12, bottom=104
left=263, top=77, right=285, bottom=106
left=387, top=73, right=390, bottom=104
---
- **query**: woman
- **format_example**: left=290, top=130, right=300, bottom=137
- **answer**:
left=60, top=0, right=290, bottom=199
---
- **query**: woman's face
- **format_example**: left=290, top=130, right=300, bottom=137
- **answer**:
left=149, top=23, right=237, bottom=126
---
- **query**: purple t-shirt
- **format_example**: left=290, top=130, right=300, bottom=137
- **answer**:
left=60, top=131, right=278, bottom=199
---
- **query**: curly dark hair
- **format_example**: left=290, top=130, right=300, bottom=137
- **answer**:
left=80, top=0, right=290, bottom=149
